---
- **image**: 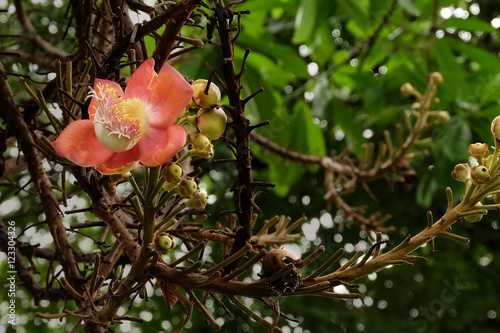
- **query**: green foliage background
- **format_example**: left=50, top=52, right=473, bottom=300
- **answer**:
left=1, top=0, right=500, bottom=332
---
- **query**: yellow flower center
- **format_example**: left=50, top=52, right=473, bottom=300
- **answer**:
left=92, top=84, right=147, bottom=152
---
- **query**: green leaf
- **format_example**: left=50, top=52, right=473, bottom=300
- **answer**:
left=438, top=117, right=471, bottom=161
left=398, top=0, right=420, bottom=16
left=336, top=0, right=369, bottom=34
left=293, top=0, right=317, bottom=44
left=416, top=168, right=439, bottom=208
left=440, top=17, right=497, bottom=33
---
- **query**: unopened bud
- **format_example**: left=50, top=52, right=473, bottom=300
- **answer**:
left=468, top=143, right=489, bottom=160
left=491, top=116, right=500, bottom=142
left=464, top=203, right=484, bottom=223
left=435, top=110, right=450, bottom=123
left=197, top=107, right=227, bottom=140
left=430, top=72, right=444, bottom=84
left=175, top=177, right=198, bottom=198
left=400, top=82, right=415, bottom=97
left=185, top=190, right=208, bottom=211
left=191, top=133, right=213, bottom=159
left=471, top=165, right=490, bottom=184
left=162, top=162, right=183, bottom=189
left=191, top=79, right=221, bottom=108
left=155, top=233, right=175, bottom=254
left=483, top=154, right=494, bottom=169
left=451, top=163, right=470, bottom=183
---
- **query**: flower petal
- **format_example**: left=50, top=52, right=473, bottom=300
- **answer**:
left=137, top=125, right=187, bottom=166
left=52, top=120, right=116, bottom=166
left=95, top=147, right=141, bottom=173
left=124, top=58, right=157, bottom=102
left=88, top=79, right=124, bottom=121
left=146, top=63, right=193, bottom=127
left=97, top=160, right=139, bottom=175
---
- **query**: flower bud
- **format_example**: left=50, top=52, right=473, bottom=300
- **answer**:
left=483, top=154, right=494, bottom=169
left=197, top=107, right=227, bottom=140
left=400, top=83, right=415, bottom=97
left=175, top=177, right=198, bottom=198
left=155, top=233, right=175, bottom=254
left=435, top=110, right=450, bottom=124
left=162, top=162, right=184, bottom=190
left=493, top=193, right=500, bottom=204
left=185, top=190, right=208, bottom=211
left=468, top=143, right=489, bottom=160
left=470, top=165, right=490, bottom=184
left=491, top=116, right=500, bottom=142
left=191, top=79, right=221, bottom=108
left=430, top=72, right=444, bottom=84
left=191, top=133, right=213, bottom=159
left=451, top=163, right=470, bottom=183
left=464, top=203, right=484, bottom=223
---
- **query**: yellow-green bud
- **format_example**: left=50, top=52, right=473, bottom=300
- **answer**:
left=161, top=162, right=183, bottom=190
left=191, top=133, right=213, bottom=159
left=175, top=177, right=198, bottom=198
left=484, top=155, right=494, bottom=169
left=162, top=162, right=183, bottom=182
left=191, top=79, right=221, bottom=108
left=451, top=163, right=470, bottom=183
left=155, top=233, right=175, bottom=254
left=470, top=165, right=490, bottom=184
left=185, top=190, right=208, bottom=211
left=197, top=107, right=227, bottom=140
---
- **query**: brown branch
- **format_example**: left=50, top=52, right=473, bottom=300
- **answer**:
left=13, top=0, right=67, bottom=60
left=0, top=63, right=81, bottom=285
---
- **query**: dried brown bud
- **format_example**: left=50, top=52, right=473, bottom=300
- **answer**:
left=451, top=163, right=470, bottom=183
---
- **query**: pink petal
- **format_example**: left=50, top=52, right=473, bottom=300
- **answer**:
left=124, top=58, right=156, bottom=102
left=95, top=147, right=141, bottom=173
left=88, top=79, right=124, bottom=121
left=137, top=125, right=187, bottom=166
left=96, top=160, right=138, bottom=175
left=52, top=120, right=116, bottom=166
left=146, top=63, right=193, bottom=127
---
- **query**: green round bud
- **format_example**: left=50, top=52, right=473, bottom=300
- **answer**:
left=190, top=133, right=213, bottom=159
left=191, top=79, right=221, bottom=108
left=185, top=190, right=209, bottom=211
left=197, top=107, right=227, bottom=140
left=155, top=233, right=175, bottom=254
left=471, top=165, right=490, bottom=184
left=175, top=177, right=198, bottom=198
left=196, top=108, right=227, bottom=140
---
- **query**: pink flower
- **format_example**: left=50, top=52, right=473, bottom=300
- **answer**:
left=53, top=59, right=193, bottom=174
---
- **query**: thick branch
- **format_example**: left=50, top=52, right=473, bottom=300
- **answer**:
left=0, top=63, right=81, bottom=284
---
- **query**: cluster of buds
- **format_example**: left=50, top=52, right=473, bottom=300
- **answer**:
left=182, top=79, right=228, bottom=159
left=450, top=117, right=500, bottom=222
left=161, top=163, right=208, bottom=210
